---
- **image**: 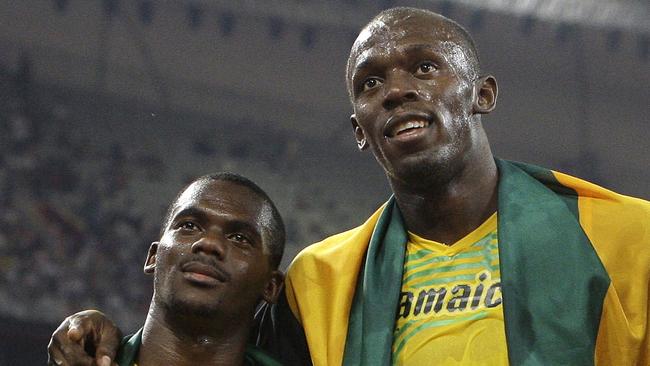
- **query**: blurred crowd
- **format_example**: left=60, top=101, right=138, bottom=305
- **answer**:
left=0, top=58, right=373, bottom=330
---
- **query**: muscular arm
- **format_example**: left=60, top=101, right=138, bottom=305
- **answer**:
left=47, top=310, right=121, bottom=366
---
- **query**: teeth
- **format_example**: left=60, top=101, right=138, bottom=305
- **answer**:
left=394, top=120, right=428, bottom=135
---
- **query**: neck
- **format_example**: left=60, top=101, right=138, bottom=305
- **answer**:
left=137, top=302, right=251, bottom=366
left=390, top=140, right=498, bottom=245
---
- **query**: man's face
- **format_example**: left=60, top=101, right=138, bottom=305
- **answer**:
left=145, top=180, right=281, bottom=319
left=348, top=15, right=480, bottom=184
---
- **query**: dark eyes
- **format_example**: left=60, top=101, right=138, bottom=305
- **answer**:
left=358, top=61, right=438, bottom=93
left=227, top=233, right=251, bottom=244
left=362, top=77, right=382, bottom=91
left=178, top=221, right=199, bottom=231
left=176, top=221, right=252, bottom=246
left=415, top=61, right=437, bottom=75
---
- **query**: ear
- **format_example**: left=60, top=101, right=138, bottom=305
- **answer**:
left=350, top=114, right=368, bottom=150
left=261, top=270, right=284, bottom=304
left=472, top=75, right=498, bottom=114
left=143, top=242, right=158, bottom=274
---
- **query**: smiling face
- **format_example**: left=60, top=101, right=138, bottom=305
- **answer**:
left=145, top=179, right=282, bottom=320
left=348, top=9, right=496, bottom=187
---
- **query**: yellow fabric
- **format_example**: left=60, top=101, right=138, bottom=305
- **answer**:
left=285, top=204, right=387, bottom=366
left=285, top=170, right=650, bottom=365
left=553, top=172, right=650, bottom=365
left=393, top=214, right=508, bottom=365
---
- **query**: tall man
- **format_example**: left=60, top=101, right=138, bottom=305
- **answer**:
left=48, top=173, right=285, bottom=366
left=48, top=7, right=650, bottom=365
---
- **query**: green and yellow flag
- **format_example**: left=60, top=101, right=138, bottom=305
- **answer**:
left=284, top=159, right=650, bottom=365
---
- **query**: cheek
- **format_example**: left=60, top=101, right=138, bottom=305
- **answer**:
left=230, top=257, right=250, bottom=274
left=355, top=107, right=385, bottom=141
left=158, top=245, right=181, bottom=264
left=354, top=101, right=374, bottom=123
left=442, top=83, right=474, bottom=115
left=229, top=255, right=260, bottom=282
left=230, top=256, right=270, bottom=284
left=419, top=88, right=434, bottom=102
left=154, top=246, right=185, bottom=278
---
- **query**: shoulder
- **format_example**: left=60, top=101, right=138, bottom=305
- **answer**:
left=501, top=159, right=650, bottom=218
left=286, top=203, right=387, bottom=282
left=500, top=159, right=650, bottom=265
left=290, top=227, right=363, bottom=268
left=551, top=169, right=650, bottom=278
left=551, top=169, right=650, bottom=222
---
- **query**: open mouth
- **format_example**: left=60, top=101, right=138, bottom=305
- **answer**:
left=390, top=119, right=429, bottom=137
left=384, top=113, right=432, bottom=138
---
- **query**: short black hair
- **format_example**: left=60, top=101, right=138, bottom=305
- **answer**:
left=160, top=172, right=285, bottom=269
left=346, top=7, right=481, bottom=98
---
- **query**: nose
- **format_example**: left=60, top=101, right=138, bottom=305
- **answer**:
left=382, top=71, right=419, bottom=110
left=190, top=231, right=226, bottom=259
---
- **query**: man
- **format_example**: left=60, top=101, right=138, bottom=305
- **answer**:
left=49, top=7, right=650, bottom=365
left=48, top=173, right=285, bottom=366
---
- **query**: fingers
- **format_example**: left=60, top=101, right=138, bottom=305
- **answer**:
left=67, top=312, right=94, bottom=344
left=96, top=355, right=112, bottom=366
left=47, top=331, right=94, bottom=366
left=47, top=338, right=65, bottom=366
left=95, top=355, right=119, bottom=366
left=47, top=310, right=119, bottom=366
left=92, top=313, right=121, bottom=365
left=66, top=322, right=84, bottom=343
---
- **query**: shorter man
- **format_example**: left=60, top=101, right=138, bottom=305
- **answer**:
left=48, top=173, right=285, bottom=366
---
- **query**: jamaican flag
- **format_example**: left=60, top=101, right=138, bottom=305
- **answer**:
left=267, top=159, right=649, bottom=365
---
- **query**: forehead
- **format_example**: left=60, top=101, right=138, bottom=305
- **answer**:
left=357, top=15, right=455, bottom=47
left=173, top=180, right=270, bottom=229
left=350, top=15, right=470, bottom=72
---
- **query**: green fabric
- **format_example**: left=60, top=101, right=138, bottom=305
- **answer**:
left=115, top=329, right=142, bottom=366
left=244, top=345, right=283, bottom=366
left=343, top=197, right=408, bottom=366
left=496, top=159, right=610, bottom=365
left=115, top=327, right=282, bottom=366
left=342, top=159, right=611, bottom=366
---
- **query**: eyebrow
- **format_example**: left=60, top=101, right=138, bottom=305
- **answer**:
left=352, top=43, right=442, bottom=77
left=350, top=59, right=374, bottom=88
left=229, top=220, right=263, bottom=245
left=402, top=43, right=440, bottom=53
left=353, top=57, right=375, bottom=75
left=170, top=206, right=264, bottom=244
left=171, top=207, right=205, bottom=223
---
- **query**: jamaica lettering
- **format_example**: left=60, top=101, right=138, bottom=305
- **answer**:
left=398, top=272, right=502, bottom=318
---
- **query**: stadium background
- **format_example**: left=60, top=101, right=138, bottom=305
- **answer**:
left=0, top=0, right=648, bottom=364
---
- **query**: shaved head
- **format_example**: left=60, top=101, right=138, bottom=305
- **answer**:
left=160, top=173, right=285, bottom=269
left=346, top=7, right=481, bottom=99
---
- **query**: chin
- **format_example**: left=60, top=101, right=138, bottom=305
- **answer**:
left=389, top=151, right=459, bottom=190
left=165, top=296, right=223, bottom=318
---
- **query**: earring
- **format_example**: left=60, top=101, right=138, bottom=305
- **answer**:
left=357, top=139, right=367, bottom=150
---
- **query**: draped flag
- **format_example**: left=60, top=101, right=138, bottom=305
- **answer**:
left=282, top=159, right=650, bottom=365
